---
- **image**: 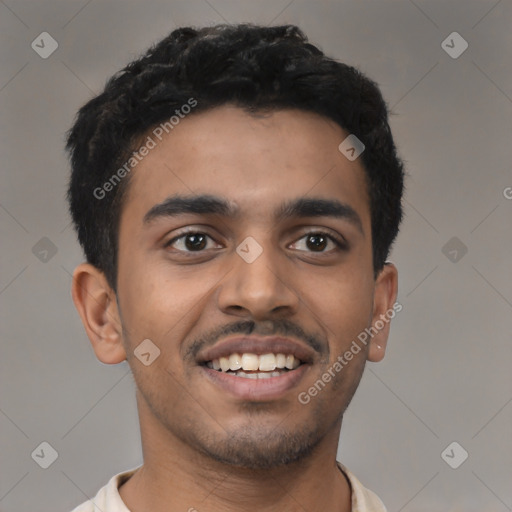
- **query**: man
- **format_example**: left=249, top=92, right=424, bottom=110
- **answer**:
left=67, top=23, right=404, bottom=512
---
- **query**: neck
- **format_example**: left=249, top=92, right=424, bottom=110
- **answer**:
left=119, top=396, right=352, bottom=512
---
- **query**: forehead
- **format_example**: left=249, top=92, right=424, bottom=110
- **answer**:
left=120, top=106, right=370, bottom=230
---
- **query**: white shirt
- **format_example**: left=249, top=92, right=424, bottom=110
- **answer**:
left=70, top=463, right=386, bottom=512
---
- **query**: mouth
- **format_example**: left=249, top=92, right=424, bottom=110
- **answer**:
left=197, top=336, right=314, bottom=401
left=203, top=352, right=302, bottom=379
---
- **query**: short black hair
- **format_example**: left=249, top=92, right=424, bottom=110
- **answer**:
left=66, top=23, right=405, bottom=291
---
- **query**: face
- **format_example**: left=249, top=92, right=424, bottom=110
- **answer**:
left=78, top=106, right=397, bottom=469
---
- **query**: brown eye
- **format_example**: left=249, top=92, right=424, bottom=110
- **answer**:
left=306, top=234, right=328, bottom=251
left=290, top=232, right=346, bottom=253
left=165, top=232, right=217, bottom=252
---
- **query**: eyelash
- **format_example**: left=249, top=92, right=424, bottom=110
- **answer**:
left=164, top=230, right=347, bottom=254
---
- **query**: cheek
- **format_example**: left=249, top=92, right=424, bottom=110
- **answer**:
left=117, top=255, right=219, bottom=349
left=305, top=266, right=374, bottom=344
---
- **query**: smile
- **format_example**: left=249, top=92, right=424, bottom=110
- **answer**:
left=205, top=352, right=302, bottom=379
left=197, top=336, right=314, bottom=400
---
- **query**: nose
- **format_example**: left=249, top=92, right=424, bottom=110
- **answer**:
left=216, top=238, right=300, bottom=320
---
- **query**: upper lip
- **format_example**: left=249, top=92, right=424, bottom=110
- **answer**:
left=197, top=336, right=316, bottom=365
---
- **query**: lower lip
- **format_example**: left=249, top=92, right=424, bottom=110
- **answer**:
left=201, top=365, right=310, bottom=401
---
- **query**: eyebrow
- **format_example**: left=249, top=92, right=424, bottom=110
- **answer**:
left=143, top=194, right=364, bottom=235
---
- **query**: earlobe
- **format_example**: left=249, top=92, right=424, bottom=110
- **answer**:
left=71, top=263, right=127, bottom=364
left=367, top=262, right=399, bottom=363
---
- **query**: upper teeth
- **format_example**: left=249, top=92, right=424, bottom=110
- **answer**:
left=210, top=353, right=301, bottom=372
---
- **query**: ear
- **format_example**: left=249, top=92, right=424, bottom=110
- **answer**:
left=71, top=262, right=127, bottom=364
left=367, top=262, right=399, bottom=362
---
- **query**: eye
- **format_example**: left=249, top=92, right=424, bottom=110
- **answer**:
left=165, top=231, right=220, bottom=252
left=290, top=232, right=347, bottom=253
left=164, top=230, right=347, bottom=254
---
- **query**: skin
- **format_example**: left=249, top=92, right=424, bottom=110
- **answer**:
left=71, top=106, right=398, bottom=512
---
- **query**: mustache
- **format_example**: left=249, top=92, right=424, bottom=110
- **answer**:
left=185, top=319, right=326, bottom=361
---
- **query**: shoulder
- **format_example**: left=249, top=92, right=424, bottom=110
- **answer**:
left=69, top=467, right=140, bottom=512
left=337, top=462, right=387, bottom=512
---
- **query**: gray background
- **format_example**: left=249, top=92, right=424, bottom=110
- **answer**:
left=1, top=1, right=511, bottom=511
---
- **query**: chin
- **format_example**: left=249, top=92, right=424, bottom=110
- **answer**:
left=192, top=422, right=326, bottom=470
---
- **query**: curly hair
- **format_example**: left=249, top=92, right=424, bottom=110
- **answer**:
left=66, top=23, right=405, bottom=291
